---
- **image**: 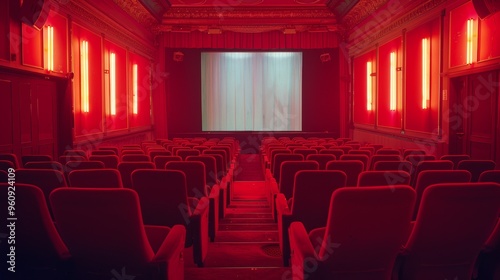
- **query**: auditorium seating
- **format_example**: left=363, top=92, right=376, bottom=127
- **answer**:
left=121, top=154, right=150, bottom=162
left=396, top=182, right=500, bottom=280
left=276, top=170, right=346, bottom=266
left=457, top=159, right=497, bottom=182
left=21, top=155, right=53, bottom=167
left=410, top=160, right=454, bottom=187
left=50, top=188, right=185, bottom=279
left=117, top=161, right=155, bottom=189
left=440, top=154, right=471, bottom=169
left=68, top=169, right=124, bottom=188
left=24, top=161, right=64, bottom=172
left=326, top=160, right=364, bottom=187
left=289, top=185, right=415, bottom=279
left=88, top=155, right=119, bottom=169
left=131, top=169, right=209, bottom=267
left=305, top=154, right=336, bottom=169
left=0, top=160, right=15, bottom=170
left=154, top=155, right=182, bottom=169
left=479, top=170, right=500, bottom=183
left=357, top=170, right=411, bottom=187
left=339, top=154, right=370, bottom=170
left=369, top=155, right=401, bottom=170
left=0, top=183, right=71, bottom=279
left=373, top=160, right=412, bottom=174
left=90, top=150, right=116, bottom=156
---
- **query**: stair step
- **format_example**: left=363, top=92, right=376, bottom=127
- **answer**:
left=220, top=218, right=275, bottom=225
left=215, top=231, right=279, bottom=243
left=185, top=267, right=290, bottom=280
left=219, top=223, right=278, bottom=231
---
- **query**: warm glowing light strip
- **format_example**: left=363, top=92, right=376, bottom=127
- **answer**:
left=421, top=38, right=430, bottom=109
left=366, top=61, right=373, bottom=111
left=133, top=64, right=138, bottom=115
left=80, top=40, right=89, bottom=113
left=47, top=26, right=54, bottom=71
left=390, top=52, right=397, bottom=111
left=466, top=18, right=474, bottom=65
left=110, top=53, right=116, bottom=115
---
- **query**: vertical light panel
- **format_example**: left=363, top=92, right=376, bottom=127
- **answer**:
left=389, top=51, right=397, bottom=111
left=421, top=38, right=430, bottom=109
left=45, top=26, right=54, bottom=71
left=110, top=52, right=116, bottom=115
left=133, top=64, right=138, bottom=115
left=366, top=61, right=373, bottom=111
left=466, top=18, right=474, bottom=65
left=80, top=40, right=89, bottom=113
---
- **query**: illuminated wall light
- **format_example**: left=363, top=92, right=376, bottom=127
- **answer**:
left=466, top=18, right=474, bottom=65
left=421, top=38, right=430, bottom=109
left=389, top=51, right=397, bottom=111
left=110, top=53, right=116, bottom=115
left=45, top=26, right=54, bottom=71
left=366, top=61, right=373, bottom=111
left=133, top=64, right=138, bottom=115
left=80, top=40, right=89, bottom=113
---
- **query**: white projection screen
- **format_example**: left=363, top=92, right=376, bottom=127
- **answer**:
left=201, top=52, right=302, bottom=131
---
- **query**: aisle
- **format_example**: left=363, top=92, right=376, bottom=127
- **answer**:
left=185, top=158, right=290, bottom=279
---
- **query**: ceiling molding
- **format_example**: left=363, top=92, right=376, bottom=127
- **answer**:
left=341, top=0, right=388, bottom=28
left=112, top=0, right=160, bottom=28
left=327, top=0, right=360, bottom=20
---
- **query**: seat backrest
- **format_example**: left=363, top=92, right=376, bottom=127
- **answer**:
left=272, top=154, right=304, bottom=183
left=49, top=188, right=155, bottom=268
left=131, top=169, right=191, bottom=227
left=90, top=150, right=116, bottom=156
left=291, top=170, right=346, bottom=231
left=0, top=159, right=16, bottom=170
left=62, top=149, right=88, bottom=159
left=340, top=154, right=370, bottom=170
left=64, top=160, right=105, bottom=172
left=405, top=154, right=437, bottom=168
left=59, top=155, right=87, bottom=165
left=203, top=150, right=228, bottom=175
left=373, top=160, right=412, bottom=174
left=369, top=155, right=402, bottom=170
left=305, top=154, right=336, bottom=170
left=457, top=160, right=497, bottom=182
left=269, top=149, right=291, bottom=171
left=403, top=149, right=427, bottom=158
left=293, top=149, right=317, bottom=158
left=186, top=155, right=218, bottom=187
left=24, top=161, right=64, bottom=172
left=319, top=186, right=415, bottom=276
left=278, top=161, right=319, bottom=199
left=402, top=183, right=500, bottom=279
left=120, top=149, right=145, bottom=156
left=376, top=148, right=400, bottom=156
left=357, top=170, right=411, bottom=187
left=176, top=149, right=200, bottom=160
left=153, top=155, right=182, bottom=169
left=117, top=162, right=155, bottom=189
left=440, top=154, right=470, bottom=169
left=15, top=169, right=67, bottom=213
left=479, top=170, right=500, bottom=184
left=326, top=160, right=364, bottom=187
left=21, top=155, right=53, bottom=167
left=97, top=146, right=119, bottom=155
left=319, top=148, right=345, bottom=159
left=69, top=169, right=123, bottom=188
left=348, top=149, right=372, bottom=157
left=412, top=160, right=454, bottom=186
left=0, top=183, right=69, bottom=266
left=88, top=155, right=119, bottom=169
left=413, top=170, right=472, bottom=220
left=121, top=154, right=150, bottom=162
left=166, top=161, right=208, bottom=198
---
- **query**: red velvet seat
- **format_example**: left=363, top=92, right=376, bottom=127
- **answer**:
left=440, top=154, right=470, bottom=169
left=376, top=148, right=401, bottom=156
left=369, top=154, right=402, bottom=170
left=176, top=148, right=200, bottom=160
left=120, top=149, right=145, bottom=156
left=326, top=160, right=364, bottom=187
left=305, top=154, right=336, bottom=170
left=478, top=219, right=500, bottom=280
left=404, top=154, right=436, bottom=169
left=88, top=155, right=119, bottom=169
left=0, top=159, right=15, bottom=170
left=457, top=159, right=497, bottom=182
left=148, top=150, right=173, bottom=161
left=293, top=148, right=317, bottom=158
left=21, top=154, right=53, bottom=167
left=90, top=150, right=116, bottom=156
left=131, top=169, right=209, bottom=267
left=117, top=161, right=155, bottom=189
left=357, top=170, right=411, bottom=187
left=68, top=169, right=123, bottom=188
left=479, top=170, right=500, bottom=183
left=412, top=170, right=472, bottom=220
left=319, top=148, right=344, bottom=159
left=24, top=161, right=64, bottom=172
left=154, top=155, right=182, bottom=169
left=402, top=149, right=426, bottom=158
left=411, top=160, right=454, bottom=187
left=59, top=155, right=87, bottom=165
left=62, top=149, right=88, bottom=160
left=373, top=160, right=412, bottom=174
left=121, top=154, right=151, bottom=162
left=340, top=154, right=370, bottom=170
left=97, top=146, right=119, bottom=155
left=0, top=183, right=71, bottom=279
left=166, top=161, right=220, bottom=242
left=276, top=170, right=346, bottom=266
left=348, top=149, right=372, bottom=157
left=289, top=185, right=415, bottom=280
left=50, top=188, right=185, bottom=279
left=396, top=182, right=500, bottom=280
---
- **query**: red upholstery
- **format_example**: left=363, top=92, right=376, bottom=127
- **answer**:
left=411, top=160, right=454, bottom=187
left=131, top=169, right=209, bottom=267
left=404, top=154, right=436, bottom=168
left=88, top=155, right=119, bottom=169
left=176, top=149, right=200, bottom=160
left=49, top=188, right=185, bottom=279
left=289, top=186, right=415, bottom=280
left=348, top=149, right=372, bottom=157
left=97, top=146, right=119, bottom=155
left=68, top=169, right=124, bottom=188
left=457, top=160, right=497, bottom=182
left=479, top=170, right=500, bottom=183
left=319, top=148, right=344, bottom=159
left=340, top=154, right=370, bottom=170
left=90, top=150, right=116, bottom=156
left=373, top=160, right=412, bottom=174
left=154, top=155, right=182, bottom=169
left=326, top=160, right=364, bottom=187
left=62, top=149, right=88, bottom=160
left=21, top=155, right=53, bottom=167
left=117, top=161, right=155, bottom=189
left=277, top=170, right=346, bottom=266
left=440, top=154, right=470, bottom=169
left=120, top=149, right=145, bottom=156
left=369, top=155, right=402, bottom=170
left=397, top=183, right=500, bottom=280
left=0, top=183, right=70, bottom=279
left=402, top=149, right=426, bottom=158
left=305, top=154, right=336, bottom=170
left=0, top=160, right=15, bottom=170
left=478, top=219, right=500, bottom=280
left=24, top=161, right=64, bottom=172
left=293, top=148, right=317, bottom=158
left=166, top=161, right=220, bottom=241
left=376, top=148, right=401, bottom=156
left=357, top=170, right=411, bottom=187
left=59, top=155, right=87, bottom=165
left=121, top=154, right=151, bottom=162
left=412, top=170, right=472, bottom=220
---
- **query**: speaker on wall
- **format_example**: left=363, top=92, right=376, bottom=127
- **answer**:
left=20, top=0, right=51, bottom=30
left=472, top=0, right=500, bottom=19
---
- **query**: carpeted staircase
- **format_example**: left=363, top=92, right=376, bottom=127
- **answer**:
left=185, top=154, right=290, bottom=279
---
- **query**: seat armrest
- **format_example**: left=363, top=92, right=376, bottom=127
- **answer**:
left=276, top=193, right=291, bottom=215
left=208, top=184, right=220, bottom=198
left=289, top=222, right=318, bottom=262
left=270, top=180, right=279, bottom=195
left=153, top=225, right=186, bottom=262
left=145, top=225, right=171, bottom=253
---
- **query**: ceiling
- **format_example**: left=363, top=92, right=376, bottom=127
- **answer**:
left=112, top=0, right=390, bottom=34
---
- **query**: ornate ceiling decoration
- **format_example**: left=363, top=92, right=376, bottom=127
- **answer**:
left=341, top=0, right=388, bottom=28
left=112, top=0, right=160, bottom=28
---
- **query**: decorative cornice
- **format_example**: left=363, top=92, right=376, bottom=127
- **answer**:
left=347, top=0, right=446, bottom=55
left=157, top=24, right=337, bottom=33
left=342, top=0, right=388, bottom=28
left=112, top=0, right=160, bottom=27
left=52, top=0, right=157, bottom=58
left=327, top=0, right=360, bottom=20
